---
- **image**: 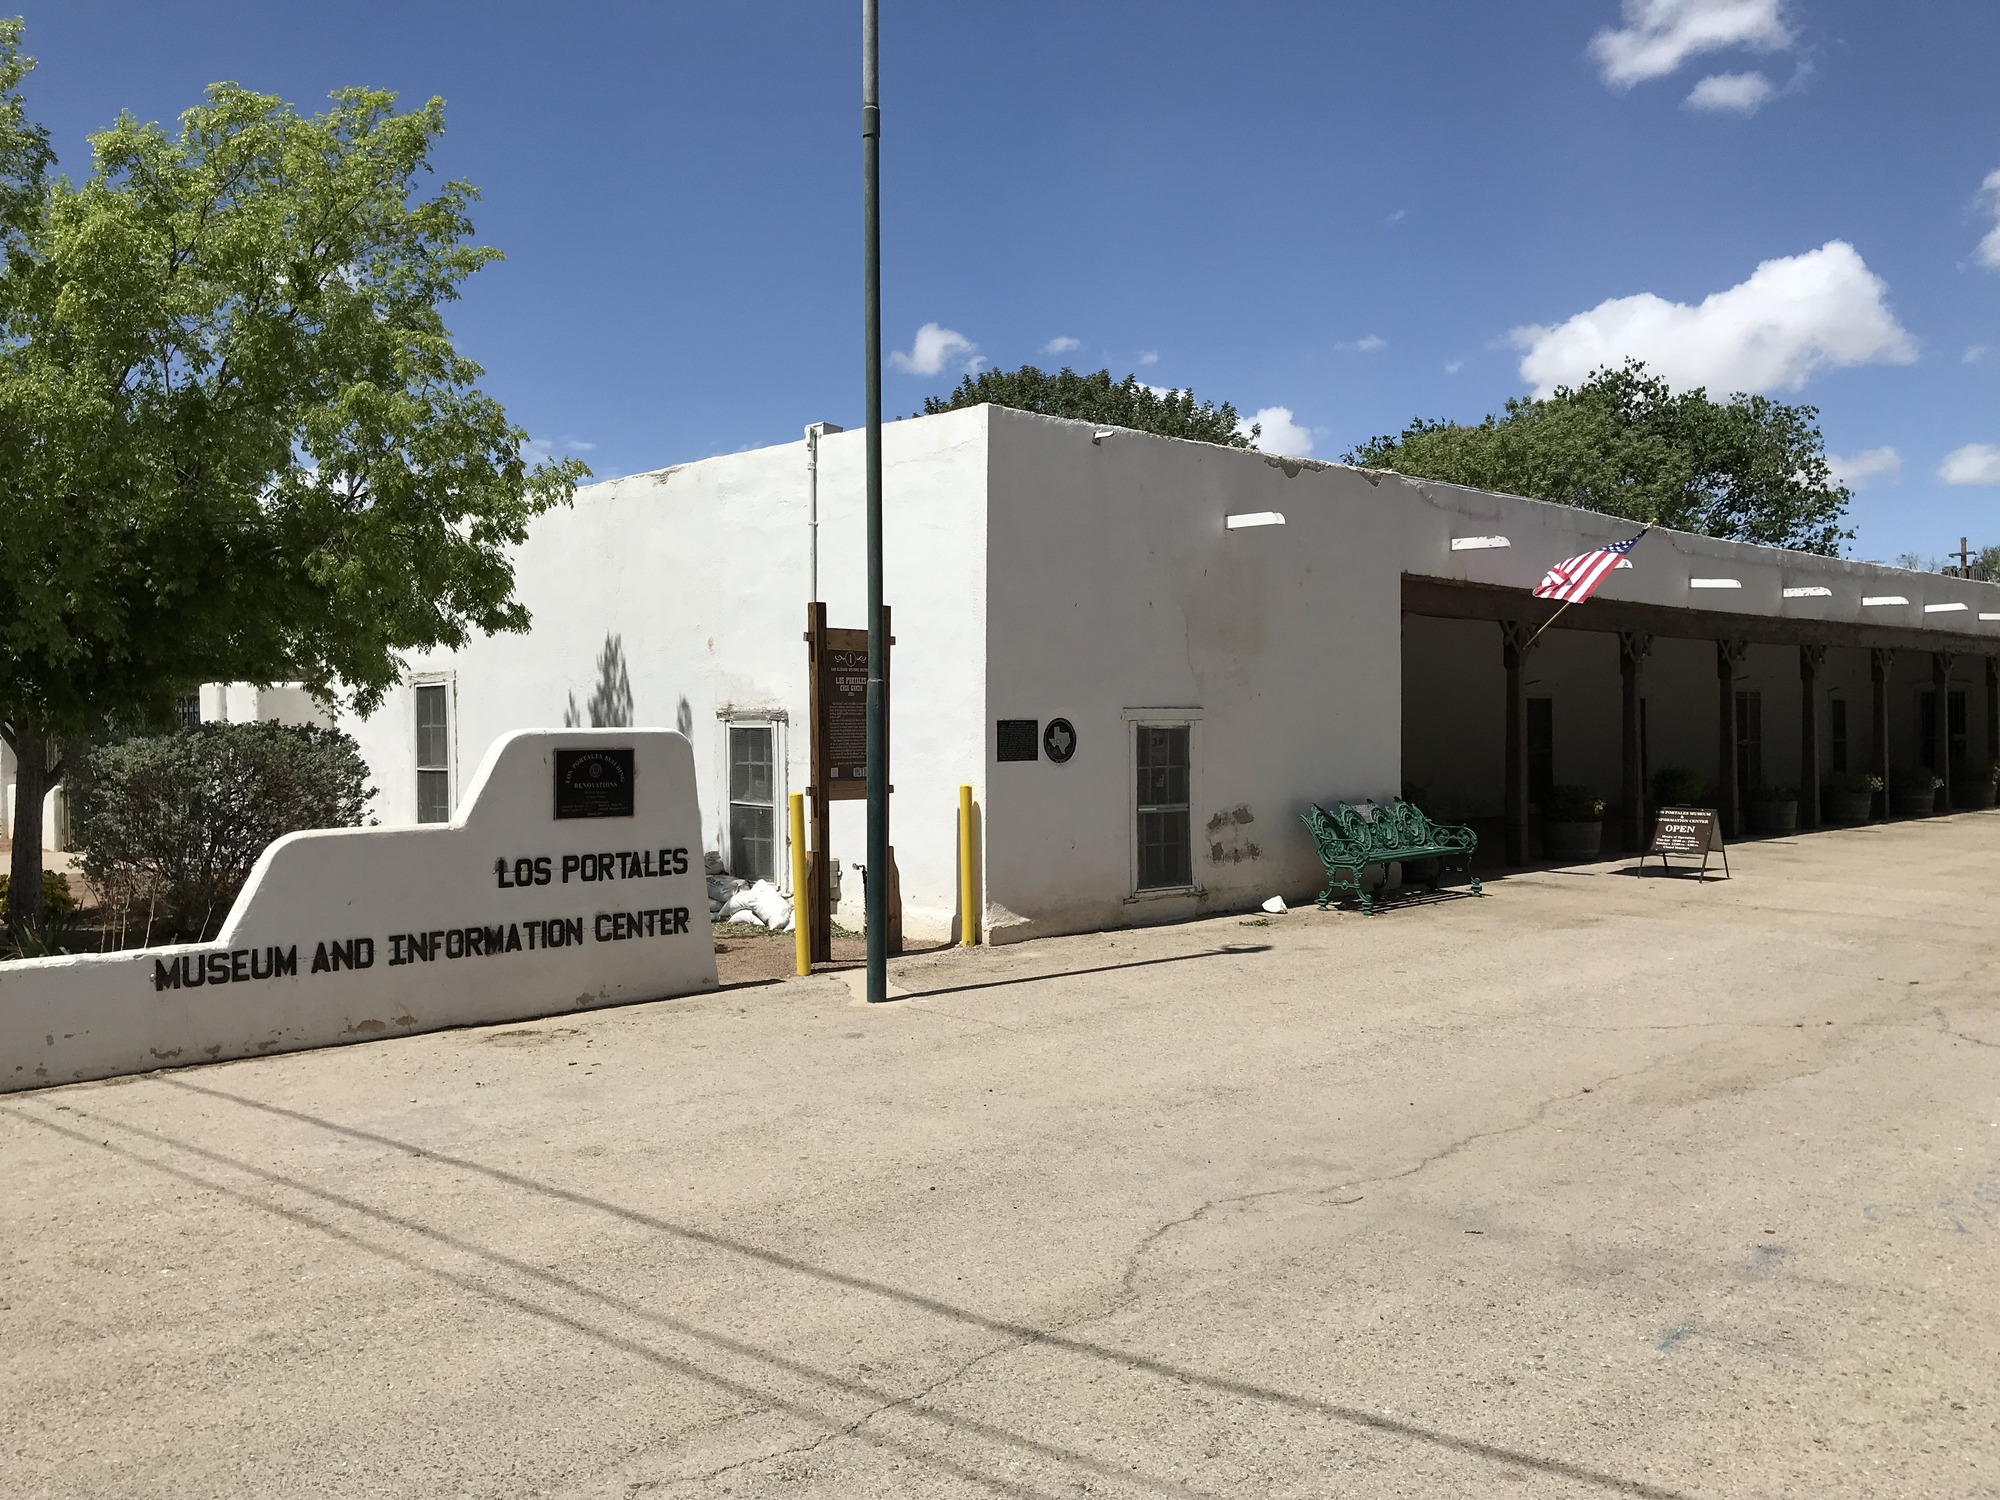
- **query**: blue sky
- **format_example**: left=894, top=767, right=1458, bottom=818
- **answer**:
left=15, top=1, right=2000, bottom=560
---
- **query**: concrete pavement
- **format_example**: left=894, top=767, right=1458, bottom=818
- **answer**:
left=4, top=814, right=1999, bottom=1497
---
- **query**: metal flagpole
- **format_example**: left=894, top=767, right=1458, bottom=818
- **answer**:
left=861, top=0, right=889, bottom=1003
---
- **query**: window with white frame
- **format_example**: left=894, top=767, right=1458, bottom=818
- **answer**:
left=1133, top=720, right=1194, bottom=891
left=414, top=681, right=453, bottom=824
left=727, top=722, right=778, bottom=882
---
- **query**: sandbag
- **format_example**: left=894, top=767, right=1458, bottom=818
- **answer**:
left=746, top=879, right=791, bottom=929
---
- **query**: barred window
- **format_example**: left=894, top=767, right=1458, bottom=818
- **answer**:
left=1134, top=724, right=1192, bottom=891
left=415, top=683, right=452, bottom=824
left=727, top=723, right=777, bottom=882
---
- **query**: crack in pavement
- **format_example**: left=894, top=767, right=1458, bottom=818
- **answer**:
left=1930, top=1005, right=2000, bottom=1050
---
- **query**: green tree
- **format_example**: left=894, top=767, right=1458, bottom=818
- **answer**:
left=1345, top=360, right=1851, bottom=556
left=0, top=22, right=584, bottom=939
left=924, top=365, right=1257, bottom=448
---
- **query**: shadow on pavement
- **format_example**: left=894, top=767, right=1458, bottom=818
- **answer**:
left=895, top=943, right=1274, bottom=1002
left=5, top=1081, right=1689, bottom=1500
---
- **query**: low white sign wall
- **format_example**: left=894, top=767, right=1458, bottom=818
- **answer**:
left=1, top=728, right=718, bottom=1093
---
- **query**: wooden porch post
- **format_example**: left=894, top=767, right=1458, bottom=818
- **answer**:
left=1871, top=648, right=1893, bottom=820
left=1799, top=645, right=1825, bottom=831
left=1934, top=652, right=1955, bottom=813
left=1503, top=621, right=1534, bottom=866
left=1716, top=640, right=1746, bottom=839
left=1989, top=655, right=2000, bottom=763
left=1619, top=631, right=1651, bottom=851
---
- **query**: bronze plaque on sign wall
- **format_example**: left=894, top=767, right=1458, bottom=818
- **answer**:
left=554, top=747, right=636, bottom=819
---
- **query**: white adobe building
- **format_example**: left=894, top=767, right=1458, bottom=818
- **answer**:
left=333, top=403, right=2000, bottom=945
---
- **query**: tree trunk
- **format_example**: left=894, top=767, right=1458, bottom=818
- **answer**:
left=8, top=719, right=51, bottom=941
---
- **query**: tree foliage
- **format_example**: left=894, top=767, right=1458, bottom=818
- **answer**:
left=0, top=21, right=582, bottom=935
left=1345, top=361, right=1852, bottom=556
left=924, top=364, right=1256, bottom=448
left=69, top=721, right=373, bottom=942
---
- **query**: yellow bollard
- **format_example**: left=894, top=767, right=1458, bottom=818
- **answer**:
left=788, top=792, right=811, bottom=977
left=958, top=783, right=976, bottom=947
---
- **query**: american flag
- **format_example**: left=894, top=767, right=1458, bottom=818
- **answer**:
left=1532, top=528, right=1649, bottom=604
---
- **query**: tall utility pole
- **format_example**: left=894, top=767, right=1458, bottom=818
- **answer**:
left=861, top=0, right=889, bottom=1003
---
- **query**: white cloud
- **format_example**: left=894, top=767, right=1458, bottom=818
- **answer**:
left=1137, top=350, right=1160, bottom=366
left=1590, top=0, right=1793, bottom=87
left=1339, top=334, right=1388, bottom=353
left=1386, top=209, right=1407, bottom=225
left=1445, top=358, right=1467, bottom=375
left=1940, top=444, right=2000, bottom=486
left=566, top=439, right=596, bottom=453
left=1826, top=446, right=1900, bottom=489
left=1512, top=240, right=1916, bottom=398
left=889, top=322, right=978, bottom=376
left=1684, top=70, right=1774, bottom=113
left=1975, top=169, right=2000, bottom=270
left=1042, top=335, right=1080, bottom=355
left=1239, top=406, right=1314, bottom=458
left=1966, top=345, right=1991, bottom=364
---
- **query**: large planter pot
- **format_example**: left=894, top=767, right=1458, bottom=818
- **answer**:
left=1891, top=791, right=1938, bottom=819
left=1825, top=790, right=1874, bottom=824
left=1543, top=820, right=1603, bottom=859
left=1748, top=800, right=1798, bottom=836
left=1953, top=781, right=1997, bottom=810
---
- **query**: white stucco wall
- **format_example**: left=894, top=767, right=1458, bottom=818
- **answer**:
left=1391, top=470, right=2000, bottom=635
left=322, top=408, right=2000, bottom=952
left=339, top=407, right=990, bottom=940
left=980, top=411, right=1405, bottom=940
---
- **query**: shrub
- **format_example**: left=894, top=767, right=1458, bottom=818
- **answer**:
left=1824, top=770, right=1881, bottom=794
left=69, top=722, right=374, bottom=942
left=1889, top=766, right=1942, bottom=797
left=1543, top=784, right=1605, bottom=822
left=0, top=869, right=76, bottom=925
left=1651, top=766, right=1707, bottom=807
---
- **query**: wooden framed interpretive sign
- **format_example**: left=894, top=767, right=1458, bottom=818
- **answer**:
left=803, top=603, right=901, bottom=962
left=1645, top=805, right=1729, bottom=881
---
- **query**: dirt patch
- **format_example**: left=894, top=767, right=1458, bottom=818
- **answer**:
left=713, top=924, right=946, bottom=986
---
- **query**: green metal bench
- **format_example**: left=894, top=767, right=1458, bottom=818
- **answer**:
left=1300, top=799, right=1481, bottom=914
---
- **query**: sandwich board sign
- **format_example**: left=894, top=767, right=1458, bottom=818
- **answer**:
left=1645, top=806, right=1729, bottom=881
left=0, top=728, right=718, bottom=1093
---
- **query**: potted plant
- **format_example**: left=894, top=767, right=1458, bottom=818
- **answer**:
left=1542, top=783, right=1605, bottom=858
left=1950, top=759, right=1999, bottom=810
left=1890, top=767, right=1942, bottom=818
left=1650, top=766, right=1707, bottom=811
left=1747, top=783, right=1799, bottom=836
left=1822, top=771, right=1879, bottom=824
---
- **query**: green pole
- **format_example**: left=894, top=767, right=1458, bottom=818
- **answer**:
left=861, top=0, right=889, bottom=1003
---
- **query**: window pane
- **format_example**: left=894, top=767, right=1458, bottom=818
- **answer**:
left=729, top=801, right=776, bottom=883
left=1137, top=809, right=1191, bottom=890
left=415, top=684, right=449, bottom=770
left=417, top=767, right=451, bottom=825
left=1136, top=725, right=1189, bottom=807
left=730, top=726, right=773, bottom=805
left=175, top=694, right=201, bottom=730
left=1134, top=723, right=1192, bottom=891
